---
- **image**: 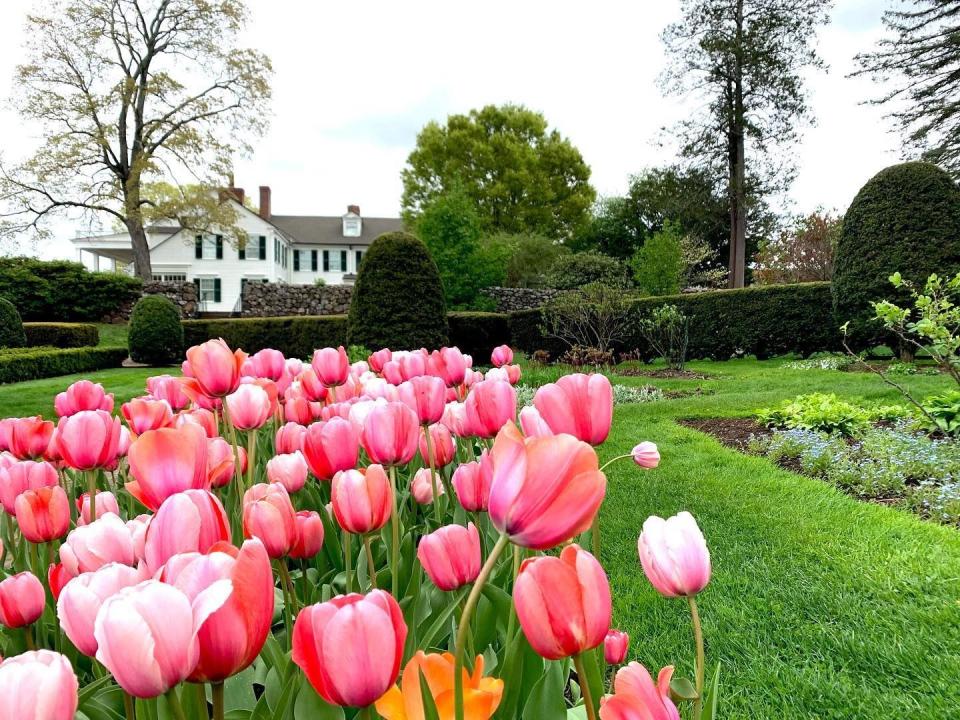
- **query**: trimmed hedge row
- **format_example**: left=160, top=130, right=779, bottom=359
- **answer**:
left=23, top=323, right=99, bottom=349
left=183, top=316, right=349, bottom=359
left=447, top=312, right=512, bottom=360
left=0, top=346, right=127, bottom=384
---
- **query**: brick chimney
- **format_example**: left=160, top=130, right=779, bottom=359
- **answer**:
left=259, top=186, right=272, bottom=220
left=347, top=204, right=360, bottom=216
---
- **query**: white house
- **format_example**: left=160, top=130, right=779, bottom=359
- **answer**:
left=71, top=186, right=404, bottom=313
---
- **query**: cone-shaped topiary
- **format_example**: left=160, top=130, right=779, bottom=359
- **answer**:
left=0, top=297, right=26, bottom=348
left=347, top=231, right=449, bottom=350
left=834, top=162, right=960, bottom=349
left=128, top=294, right=183, bottom=365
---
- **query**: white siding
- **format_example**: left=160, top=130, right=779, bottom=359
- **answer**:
left=289, top=246, right=365, bottom=285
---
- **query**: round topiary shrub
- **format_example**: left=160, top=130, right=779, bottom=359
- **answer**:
left=0, top=297, right=26, bottom=348
left=834, top=161, right=960, bottom=349
left=128, top=294, right=183, bottom=365
left=347, top=231, right=449, bottom=350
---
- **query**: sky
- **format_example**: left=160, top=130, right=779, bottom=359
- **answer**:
left=0, top=0, right=903, bottom=261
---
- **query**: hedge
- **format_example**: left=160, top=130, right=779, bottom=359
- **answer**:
left=0, top=346, right=127, bottom=384
left=128, top=295, right=183, bottom=365
left=23, top=323, right=99, bottom=349
left=183, top=316, right=349, bottom=359
left=447, top=312, right=512, bottom=360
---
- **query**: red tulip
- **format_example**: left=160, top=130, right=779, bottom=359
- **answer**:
left=488, top=423, right=606, bottom=550
left=55, top=380, right=114, bottom=417
left=15, top=486, right=70, bottom=543
left=0, top=572, right=45, bottom=628
left=161, top=539, right=275, bottom=682
left=417, top=523, right=481, bottom=591
left=419, top=423, right=456, bottom=467
left=242, top=482, right=297, bottom=558
left=207, top=437, right=245, bottom=488
left=398, top=375, right=447, bottom=426
left=275, top=422, right=307, bottom=454
left=0, top=459, right=58, bottom=514
left=331, top=466, right=393, bottom=535
left=59, top=513, right=137, bottom=576
left=184, top=338, right=247, bottom=397
left=8, top=417, right=54, bottom=460
left=290, top=511, right=325, bottom=559
left=121, top=398, right=173, bottom=435
left=490, top=345, right=513, bottom=368
left=534, top=374, right=613, bottom=446
left=77, top=491, right=121, bottom=525
left=361, top=402, right=419, bottom=466
left=513, top=544, right=611, bottom=660
left=56, top=410, right=122, bottom=470
left=57, top=563, right=148, bottom=656
left=0, top=650, right=78, bottom=720
left=599, top=663, right=681, bottom=720
left=225, top=383, right=272, bottom=431
left=312, top=346, right=350, bottom=387
left=144, top=490, right=231, bottom=572
left=637, top=512, right=711, bottom=598
left=464, top=380, right=516, bottom=438
left=302, top=417, right=360, bottom=480
left=292, top=590, right=407, bottom=707
left=411, top=468, right=443, bottom=505
left=48, top=563, right=72, bottom=601
left=175, top=407, right=219, bottom=438
left=146, top=374, right=191, bottom=411
left=126, top=424, right=209, bottom=511
left=604, top=630, right=630, bottom=665
left=451, top=454, right=492, bottom=512
left=631, top=442, right=660, bottom=469
left=267, top=451, right=309, bottom=493
left=368, top=348, right=392, bottom=374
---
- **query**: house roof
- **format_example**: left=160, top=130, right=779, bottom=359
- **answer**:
left=270, top=215, right=405, bottom=246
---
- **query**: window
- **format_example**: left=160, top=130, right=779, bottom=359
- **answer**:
left=153, top=273, right=186, bottom=283
left=198, top=277, right=221, bottom=303
left=202, top=235, right=218, bottom=258
left=238, top=238, right=246, bottom=260
left=293, top=250, right=300, bottom=271
left=343, top=218, right=361, bottom=237
left=355, top=250, right=363, bottom=271
left=258, top=236, right=267, bottom=260
left=274, top=238, right=280, bottom=264
left=311, top=250, right=318, bottom=271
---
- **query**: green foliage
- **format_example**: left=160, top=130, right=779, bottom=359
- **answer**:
left=416, top=188, right=486, bottom=308
left=447, top=312, right=512, bottom=359
left=637, top=304, right=689, bottom=370
left=401, top=104, right=595, bottom=239
left=488, top=233, right=570, bottom=289
left=346, top=345, right=372, bottom=364
left=23, top=323, right=99, bottom=348
left=834, top=162, right=960, bottom=349
left=757, top=392, right=905, bottom=436
left=347, top=232, right=449, bottom=350
left=0, top=297, right=26, bottom=348
left=183, top=316, right=348, bottom=359
left=919, top=390, right=960, bottom=436
left=545, top=251, right=629, bottom=290
left=0, top=257, right=142, bottom=321
left=541, top=283, right=633, bottom=354
left=128, top=295, right=183, bottom=365
left=0, top=346, right=127, bottom=384
left=631, top=222, right=684, bottom=296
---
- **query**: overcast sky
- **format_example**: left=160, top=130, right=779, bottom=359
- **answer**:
left=0, top=0, right=902, bottom=261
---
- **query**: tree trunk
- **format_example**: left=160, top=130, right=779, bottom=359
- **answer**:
left=728, top=0, right=746, bottom=289
left=126, top=217, right=153, bottom=279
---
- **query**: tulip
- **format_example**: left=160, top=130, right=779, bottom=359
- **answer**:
left=513, top=544, right=611, bottom=660
left=375, top=651, right=503, bottom=720
left=127, top=515, right=150, bottom=563
left=184, top=338, right=247, bottom=397
left=290, top=511, right=325, bottom=560
left=60, top=513, right=137, bottom=576
left=430, top=347, right=468, bottom=388
left=518, top=406, right=554, bottom=438
left=225, top=383, right=273, bottom=431
left=176, top=407, right=219, bottom=438
left=534, top=373, right=613, bottom=446
left=464, top=380, right=516, bottom=438
left=146, top=374, right=191, bottom=411
left=505, top=364, right=522, bottom=385
left=284, top=394, right=315, bottom=425
left=0, top=572, right=45, bottom=628
left=160, top=539, right=274, bottom=682
left=48, top=563, right=72, bottom=601
left=331, top=466, right=393, bottom=535
left=56, top=410, right=122, bottom=470
left=381, top=360, right=404, bottom=385
left=9, top=417, right=55, bottom=460
left=632, top=442, right=660, bottom=469
left=599, top=663, right=681, bottom=720
left=419, top=423, right=456, bottom=467
left=398, top=376, right=447, bottom=425
left=301, top=417, right=359, bottom=480
left=484, top=367, right=508, bottom=383
left=292, top=590, right=407, bottom=708
left=488, top=423, right=606, bottom=550
left=368, top=348, right=392, bottom=374
left=637, top=511, right=711, bottom=598
left=312, top=346, right=350, bottom=387
left=120, top=398, right=172, bottom=435
left=418, top=523, right=481, bottom=592
left=490, top=345, right=513, bottom=367
left=296, top=368, right=327, bottom=403
left=94, top=579, right=231, bottom=698
left=397, top=351, right=428, bottom=381
left=361, top=402, right=419, bottom=466
left=0, top=650, right=78, bottom=720
left=207, top=437, right=246, bottom=488
left=604, top=630, right=630, bottom=665
left=275, top=421, right=307, bottom=454
left=57, top=563, right=147, bottom=656
left=77, top=491, right=121, bottom=525
left=143, top=490, right=231, bottom=572
left=0, top=459, right=58, bottom=514
left=441, top=401, right=469, bottom=436
left=246, top=348, right=287, bottom=380
left=242, top=483, right=297, bottom=558
left=451, top=455, right=491, bottom=512
left=15, top=486, right=70, bottom=543
left=267, top=451, right=309, bottom=493
left=55, top=380, right=114, bottom=417
left=411, top=468, right=443, bottom=505
left=126, top=424, right=209, bottom=511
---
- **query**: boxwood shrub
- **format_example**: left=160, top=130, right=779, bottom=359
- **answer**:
left=182, top=316, right=349, bottom=359
left=23, top=323, right=99, bottom=348
left=0, top=346, right=127, bottom=384
left=128, top=295, right=183, bottom=365
left=0, top=297, right=26, bottom=348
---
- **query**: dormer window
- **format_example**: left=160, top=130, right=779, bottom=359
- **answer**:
left=343, top=217, right=361, bottom=237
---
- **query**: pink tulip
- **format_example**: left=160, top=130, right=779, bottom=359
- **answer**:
left=465, top=380, right=517, bottom=438
left=410, top=468, right=443, bottom=505
left=48, top=563, right=72, bottom=602
left=56, top=410, right=122, bottom=470
left=9, top=417, right=55, bottom=460
left=267, top=451, right=309, bottom=493
left=490, top=345, right=513, bottom=367
left=0, top=650, right=78, bottom=720
left=161, top=539, right=274, bottom=682
left=57, top=563, right=148, bottom=656
left=441, top=401, right=469, bottom=436
left=15, top=486, right=70, bottom=543
left=286, top=357, right=305, bottom=376
left=505, top=364, right=522, bottom=385
left=488, top=423, right=606, bottom=550
left=183, top=339, right=247, bottom=397
left=292, top=590, right=407, bottom=708
left=514, top=544, right=611, bottom=660
left=361, top=402, right=419, bottom=466
left=55, top=380, right=114, bottom=417
left=451, top=455, right=492, bottom=512
left=301, top=417, right=359, bottom=480
left=143, top=490, right=231, bottom=572
left=77, top=491, right=121, bottom=525
left=0, top=572, right=45, bottom=628
left=290, top=511, right=325, bottom=559
left=146, top=374, right=191, bottom=411
left=242, top=483, right=297, bottom=558
left=604, top=630, right=630, bottom=665
left=94, top=578, right=231, bottom=698
left=417, top=522, right=481, bottom=591
left=275, top=422, right=307, bottom=454
left=381, top=360, right=403, bottom=385
left=126, top=514, right=150, bottom=563
left=126, top=424, right=209, bottom=511
left=176, top=407, right=219, bottom=438
left=518, top=406, right=554, bottom=438
left=225, top=383, right=272, bottom=431
left=312, top=346, right=350, bottom=387
left=418, top=423, right=456, bottom=467
left=599, top=663, right=681, bottom=720
left=637, top=512, right=711, bottom=598
left=632, top=442, right=660, bottom=469
left=121, top=398, right=173, bottom=435
left=0, top=459, right=58, bottom=514
left=284, top=393, right=315, bottom=425
left=534, top=374, right=613, bottom=446
left=398, top=375, right=447, bottom=425
left=207, top=437, right=245, bottom=488
left=430, top=347, right=467, bottom=387
left=246, top=348, right=287, bottom=381
left=396, top=351, right=427, bottom=381
left=299, top=368, right=330, bottom=402
left=60, top=513, right=137, bottom=576
left=484, top=366, right=509, bottom=383
left=368, top=348, right=392, bottom=374
left=331, top=466, right=393, bottom=535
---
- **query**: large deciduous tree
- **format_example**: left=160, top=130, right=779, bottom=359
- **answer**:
left=401, top=104, right=596, bottom=240
left=855, top=1, right=960, bottom=176
left=0, top=0, right=272, bottom=279
left=661, top=0, right=830, bottom=287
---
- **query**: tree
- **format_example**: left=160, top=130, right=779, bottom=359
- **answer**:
left=754, top=211, right=840, bottom=285
left=416, top=188, right=486, bottom=309
left=661, top=0, right=831, bottom=287
left=855, top=2, right=960, bottom=177
left=0, top=0, right=272, bottom=279
left=401, top=104, right=596, bottom=239
left=493, top=233, right=570, bottom=288
left=631, top=222, right=685, bottom=296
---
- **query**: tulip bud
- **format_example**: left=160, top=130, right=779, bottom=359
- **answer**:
left=146, top=374, right=191, bottom=411
left=0, top=572, right=46, bottom=628
left=604, top=629, right=630, bottom=665
left=242, top=483, right=297, bottom=559
left=464, top=380, right=516, bottom=439
left=397, top=376, right=447, bottom=425
left=8, top=417, right=54, bottom=460
left=417, top=523, right=481, bottom=591
left=632, top=442, right=660, bottom=469
left=144, top=490, right=231, bottom=572
left=184, top=339, right=247, bottom=397
left=275, top=422, right=307, bottom=454
left=418, top=423, right=456, bottom=467
left=0, top=459, right=58, bottom=514
left=290, top=511, right=325, bottom=560
left=451, top=455, right=491, bottom=512
left=368, top=348, right=392, bottom=374
left=410, top=468, right=443, bottom=505
left=302, top=417, right=359, bottom=480
left=361, top=402, right=419, bottom=466
left=121, top=398, right=174, bottom=435
left=312, top=346, right=350, bottom=387
left=490, top=344, right=513, bottom=367
left=56, top=410, right=122, bottom=470
left=267, top=451, right=309, bottom=493
left=225, top=384, right=273, bottom=431
left=55, top=380, right=114, bottom=417
left=126, top=424, right=209, bottom=511
left=77, top=490, right=121, bottom=525
left=637, top=511, right=710, bottom=598
left=534, top=373, right=613, bottom=446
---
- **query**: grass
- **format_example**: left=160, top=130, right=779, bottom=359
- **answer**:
left=0, top=367, right=156, bottom=417
left=95, top=322, right=129, bottom=348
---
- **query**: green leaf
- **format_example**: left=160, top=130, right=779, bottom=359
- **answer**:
left=522, top=661, right=566, bottom=720
left=223, top=667, right=259, bottom=711
left=701, top=663, right=722, bottom=720
left=669, top=676, right=699, bottom=701
left=293, top=678, right=345, bottom=720
left=418, top=667, right=442, bottom=720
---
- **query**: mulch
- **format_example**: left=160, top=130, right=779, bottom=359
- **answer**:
left=678, top=417, right=798, bottom=471
left=617, top=368, right=713, bottom=380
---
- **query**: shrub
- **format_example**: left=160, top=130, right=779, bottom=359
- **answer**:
left=540, top=283, right=633, bottom=354
left=183, top=316, right=348, bottom=359
left=23, top=323, right=98, bottom=348
left=833, top=162, right=960, bottom=349
left=128, top=295, right=183, bottom=365
left=0, top=346, right=127, bottom=384
left=447, top=312, right=511, bottom=360
left=757, top=392, right=906, bottom=436
left=545, top=250, right=630, bottom=289
left=347, top=232, right=449, bottom=350
left=558, top=345, right=615, bottom=367
left=631, top=222, right=684, bottom=296
left=0, top=297, right=26, bottom=348
left=636, top=304, right=689, bottom=370
left=919, top=390, right=960, bottom=436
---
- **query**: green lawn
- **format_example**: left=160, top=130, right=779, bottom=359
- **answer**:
left=95, top=322, right=129, bottom=348
left=0, top=367, right=156, bottom=417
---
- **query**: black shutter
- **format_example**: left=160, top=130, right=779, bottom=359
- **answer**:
left=213, top=278, right=221, bottom=302
left=340, top=250, right=347, bottom=271
left=195, top=236, right=203, bottom=259
left=294, top=250, right=300, bottom=271
left=193, top=278, right=200, bottom=295
left=355, top=250, right=363, bottom=271
left=311, top=250, right=318, bottom=271
left=238, top=238, right=245, bottom=260
left=258, top=236, right=266, bottom=260
left=323, top=250, right=329, bottom=271
left=215, top=235, right=223, bottom=259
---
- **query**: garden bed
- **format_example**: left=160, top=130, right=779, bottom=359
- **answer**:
left=617, top=367, right=713, bottom=379
left=678, top=417, right=769, bottom=452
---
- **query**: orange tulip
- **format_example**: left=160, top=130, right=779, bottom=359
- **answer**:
left=125, top=425, right=209, bottom=511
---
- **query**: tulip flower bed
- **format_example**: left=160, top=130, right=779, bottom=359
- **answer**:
left=0, top=340, right=717, bottom=720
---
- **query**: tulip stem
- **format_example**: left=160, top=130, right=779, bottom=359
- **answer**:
left=389, top=466, right=400, bottom=597
left=123, top=691, right=136, bottom=720
left=599, top=454, right=632, bottom=472
left=688, top=596, right=705, bottom=720
left=591, top=516, right=601, bottom=560
left=212, top=682, right=224, bottom=720
left=363, top=535, right=377, bottom=589
left=164, top=688, right=188, bottom=720
left=344, top=531, right=353, bottom=593
left=220, top=403, right=245, bottom=491
left=454, top=533, right=510, bottom=720
left=23, top=626, right=35, bottom=650
left=573, top=653, right=598, bottom=720
left=423, top=425, right=441, bottom=523
left=278, top=559, right=298, bottom=615
left=87, top=470, right=97, bottom=524
left=246, top=430, right=257, bottom=490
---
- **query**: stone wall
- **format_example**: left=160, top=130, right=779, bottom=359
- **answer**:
left=480, top=287, right=563, bottom=312
left=241, top=283, right=353, bottom=317
left=103, top=281, right=199, bottom=322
